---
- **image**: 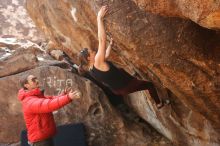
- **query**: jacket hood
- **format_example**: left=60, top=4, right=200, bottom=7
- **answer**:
left=18, top=88, right=42, bottom=101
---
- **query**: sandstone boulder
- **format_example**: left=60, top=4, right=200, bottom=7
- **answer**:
left=0, top=66, right=171, bottom=146
left=25, top=1, right=220, bottom=145
left=133, top=0, right=220, bottom=29
left=0, top=39, right=171, bottom=145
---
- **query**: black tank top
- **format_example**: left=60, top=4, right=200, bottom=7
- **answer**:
left=89, top=61, right=134, bottom=90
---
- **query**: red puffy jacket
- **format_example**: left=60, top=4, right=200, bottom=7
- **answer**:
left=18, top=88, right=72, bottom=142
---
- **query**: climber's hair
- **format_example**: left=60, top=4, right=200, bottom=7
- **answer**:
left=78, top=48, right=90, bottom=75
left=19, top=74, right=29, bottom=89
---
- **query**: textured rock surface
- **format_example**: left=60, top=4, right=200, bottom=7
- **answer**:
left=26, top=0, right=220, bottom=146
left=0, top=38, right=62, bottom=78
left=0, top=42, right=171, bottom=145
left=133, top=0, right=220, bottom=29
left=0, top=0, right=44, bottom=41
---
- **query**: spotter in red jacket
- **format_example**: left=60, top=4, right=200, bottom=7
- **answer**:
left=18, top=88, right=72, bottom=143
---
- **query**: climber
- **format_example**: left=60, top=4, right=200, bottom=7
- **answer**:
left=78, top=6, right=168, bottom=109
left=18, top=74, right=81, bottom=146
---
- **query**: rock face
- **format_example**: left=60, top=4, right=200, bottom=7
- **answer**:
left=0, top=41, right=171, bottom=145
left=0, top=38, right=60, bottom=78
left=133, top=0, right=220, bottom=29
left=25, top=0, right=220, bottom=146
left=0, top=0, right=44, bottom=41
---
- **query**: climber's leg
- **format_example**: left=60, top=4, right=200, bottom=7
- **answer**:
left=135, top=80, right=162, bottom=106
left=112, top=79, right=162, bottom=105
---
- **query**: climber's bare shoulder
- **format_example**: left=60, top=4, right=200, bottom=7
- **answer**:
left=94, top=60, right=110, bottom=71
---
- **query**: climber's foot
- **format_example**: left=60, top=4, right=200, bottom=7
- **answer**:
left=156, top=102, right=164, bottom=109
left=164, top=99, right=171, bottom=105
left=156, top=99, right=171, bottom=109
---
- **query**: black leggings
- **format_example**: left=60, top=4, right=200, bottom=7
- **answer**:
left=31, top=138, right=54, bottom=146
left=112, top=79, right=161, bottom=105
